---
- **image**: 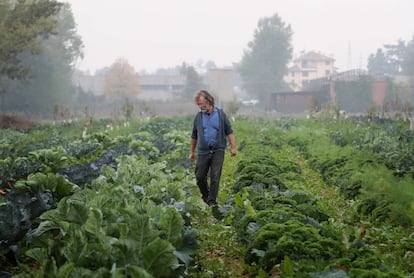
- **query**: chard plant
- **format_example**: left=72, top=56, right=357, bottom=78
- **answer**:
left=17, top=155, right=201, bottom=277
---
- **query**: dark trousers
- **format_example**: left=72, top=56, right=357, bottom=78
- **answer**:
left=195, top=150, right=225, bottom=205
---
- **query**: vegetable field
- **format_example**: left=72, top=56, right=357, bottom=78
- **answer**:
left=1, top=115, right=414, bottom=277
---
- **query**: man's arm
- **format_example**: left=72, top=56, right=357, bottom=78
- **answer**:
left=189, top=138, right=197, bottom=162
left=227, top=133, right=236, bottom=156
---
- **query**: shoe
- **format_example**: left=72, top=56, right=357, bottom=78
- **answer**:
left=207, top=200, right=217, bottom=206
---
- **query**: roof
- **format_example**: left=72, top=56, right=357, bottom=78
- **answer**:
left=294, top=51, right=335, bottom=62
left=288, top=64, right=301, bottom=71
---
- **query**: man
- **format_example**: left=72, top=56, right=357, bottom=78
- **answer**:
left=189, top=90, right=236, bottom=206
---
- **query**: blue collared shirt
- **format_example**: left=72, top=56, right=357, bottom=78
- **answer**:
left=202, top=107, right=219, bottom=148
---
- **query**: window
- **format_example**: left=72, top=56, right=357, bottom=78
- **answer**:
left=302, top=71, right=309, bottom=77
left=301, top=60, right=308, bottom=68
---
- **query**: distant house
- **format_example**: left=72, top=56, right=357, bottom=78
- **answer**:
left=139, top=75, right=185, bottom=101
left=284, top=51, right=336, bottom=91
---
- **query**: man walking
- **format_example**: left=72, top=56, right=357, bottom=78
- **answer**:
left=189, top=90, right=236, bottom=206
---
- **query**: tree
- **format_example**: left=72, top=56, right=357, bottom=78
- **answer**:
left=2, top=3, right=83, bottom=117
left=103, top=58, right=140, bottom=101
left=0, top=0, right=63, bottom=82
left=383, top=39, right=406, bottom=74
left=367, top=38, right=414, bottom=76
left=238, top=13, right=293, bottom=102
left=402, top=35, right=414, bottom=75
left=180, top=63, right=204, bottom=99
left=367, top=49, right=390, bottom=75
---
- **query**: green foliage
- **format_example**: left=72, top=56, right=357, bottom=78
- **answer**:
left=276, top=117, right=298, bottom=130
left=368, top=48, right=393, bottom=75
left=0, top=0, right=63, bottom=81
left=2, top=3, right=83, bottom=117
left=368, top=37, right=414, bottom=75
left=180, top=63, right=205, bottom=99
left=356, top=126, right=414, bottom=177
left=329, top=125, right=366, bottom=147
left=14, top=172, right=79, bottom=200
left=233, top=154, right=286, bottom=192
left=402, top=36, right=414, bottom=75
left=0, top=172, right=79, bottom=261
left=238, top=13, right=293, bottom=101
left=19, top=155, right=199, bottom=277
left=28, top=146, right=69, bottom=172
left=2, top=116, right=414, bottom=277
left=280, top=255, right=294, bottom=278
left=244, top=220, right=343, bottom=270
left=226, top=117, right=414, bottom=276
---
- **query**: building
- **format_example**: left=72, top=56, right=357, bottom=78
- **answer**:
left=284, top=51, right=336, bottom=91
left=139, top=74, right=185, bottom=101
left=205, top=68, right=235, bottom=105
left=73, top=68, right=234, bottom=103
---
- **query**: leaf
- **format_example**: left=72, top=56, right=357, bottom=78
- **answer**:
left=142, top=237, right=177, bottom=277
left=64, top=199, right=89, bottom=225
left=43, top=257, right=59, bottom=276
left=32, top=220, right=61, bottom=236
left=173, top=228, right=198, bottom=268
left=173, top=250, right=191, bottom=269
left=111, top=265, right=152, bottom=278
left=234, top=193, right=243, bottom=208
left=54, top=174, right=80, bottom=200
left=280, top=255, right=294, bottom=277
left=133, top=214, right=157, bottom=256
left=251, top=248, right=266, bottom=258
left=83, top=208, right=103, bottom=235
left=244, top=199, right=256, bottom=216
left=57, top=262, right=75, bottom=278
left=14, top=173, right=79, bottom=201
left=123, top=265, right=152, bottom=278
left=158, top=207, right=183, bottom=247
left=25, top=247, right=49, bottom=263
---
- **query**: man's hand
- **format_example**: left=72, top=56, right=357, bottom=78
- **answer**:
left=227, top=134, right=236, bottom=157
left=189, top=152, right=195, bottom=163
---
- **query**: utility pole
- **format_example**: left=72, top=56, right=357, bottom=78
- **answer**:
left=347, top=41, right=352, bottom=70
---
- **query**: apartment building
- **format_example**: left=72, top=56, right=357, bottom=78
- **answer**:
left=284, top=51, right=336, bottom=91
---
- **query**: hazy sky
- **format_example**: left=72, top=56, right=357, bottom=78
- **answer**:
left=65, top=0, right=413, bottom=74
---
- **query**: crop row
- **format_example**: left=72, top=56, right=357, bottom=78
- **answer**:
left=220, top=116, right=414, bottom=276
left=0, top=117, right=204, bottom=277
